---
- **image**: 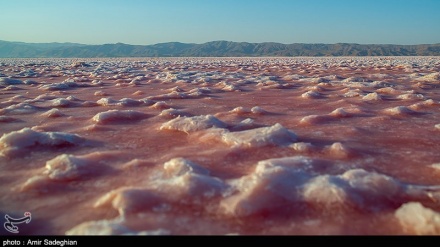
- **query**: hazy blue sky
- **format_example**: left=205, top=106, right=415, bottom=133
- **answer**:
left=1, top=0, right=439, bottom=45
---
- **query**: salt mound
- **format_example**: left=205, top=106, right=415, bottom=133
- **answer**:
left=221, top=156, right=406, bottom=217
left=44, top=154, right=92, bottom=181
left=82, top=101, right=98, bottom=107
left=3, top=103, right=39, bottom=115
left=95, top=158, right=227, bottom=216
left=22, top=152, right=116, bottom=191
left=96, top=97, right=118, bottom=106
left=94, top=187, right=163, bottom=216
left=290, top=142, right=315, bottom=152
left=23, top=79, right=38, bottom=85
left=362, top=92, right=382, bottom=101
left=384, top=106, right=417, bottom=116
left=71, top=62, right=91, bottom=68
left=231, top=118, right=259, bottom=131
left=343, top=89, right=361, bottom=98
left=221, top=156, right=316, bottom=217
left=310, top=77, right=329, bottom=83
left=417, top=72, right=440, bottom=82
left=96, top=97, right=142, bottom=107
left=229, top=106, right=268, bottom=116
left=417, top=99, right=437, bottom=107
left=157, top=158, right=227, bottom=198
left=299, top=115, right=330, bottom=125
left=325, top=142, right=353, bottom=158
left=66, top=218, right=170, bottom=235
left=301, top=91, right=321, bottom=99
left=51, top=98, right=73, bottom=107
left=342, top=77, right=371, bottom=83
left=397, top=93, right=425, bottom=100
left=376, top=87, right=397, bottom=94
left=94, top=91, right=108, bottom=96
left=188, top=87, right=211, bottom=96
left=230, top=107, right=250, bottom=115
left=150, top=101, right=170, bottom=109
left=0, top=128, right=85, bottom=157
left=66, top=219, right=137, bottom=235
left=250, top=106, right=267, bottom=115
left=41, top=108, right=64, bottom=118
left=395, top=202, right=440, bottom=235
left=158, top=108, right=187, bottom=119
left=222, top=84, right=240, bottom=92
left=160, top=115, right=227, bottom=133
left=431, top=163, right=440, bottom=170
left=302, top=175, right=349, bottom=206
left=147, top=91, right=192, bottom=100
left=329, top=108, right=351, bottom=118
left=38, top=80, right=83, bottom=91
left=119, top=98, right=142, bottom=106
left=220, top=123, right=297, bottom=148
left=340, top=169, right=401, bottom=197
left=167, top=86, right=185, bottom=93
left=163, top=158, right=210, bottom=177
left=92, top=110, right=148, bottom=124
left=33, top=94, right=58, bottom=101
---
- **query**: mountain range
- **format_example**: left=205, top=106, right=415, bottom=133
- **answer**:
left=1, top=40, right=440, bottom=58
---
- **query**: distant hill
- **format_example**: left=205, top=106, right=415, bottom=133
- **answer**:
left=1, top=40, right=439, bottom=58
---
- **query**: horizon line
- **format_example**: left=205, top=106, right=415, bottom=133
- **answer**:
left=1, top=39, right=440, bottom=46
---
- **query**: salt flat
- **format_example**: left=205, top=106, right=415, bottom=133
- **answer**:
left=1, top=57, right=440, bottom=235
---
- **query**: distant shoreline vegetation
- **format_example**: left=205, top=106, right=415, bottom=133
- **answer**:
left=1, top=40, right=439, bottom=58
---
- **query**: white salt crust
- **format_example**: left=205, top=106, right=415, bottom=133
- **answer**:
left=216, top=123, right=297, bottom=148
left=431, top=163, right=440, bottom=170
left=395, top=202, right=440, bottom=235
left=92, top=156, right=440, bottom=220
left=325, top=142, right=353, bottom=158
left=92, top=110, right=148, bottom=124
left=94, top=158, right=227, bottom=216
left=0, top=128, right=85, bottom=157
left=159, top=108, right=188, bottom=119
left=289, top=142, right=315, bottom=152
left=150, top=101, right=170, bottom=109
left=1, top=57, right=440, bottom=235
left=160, top=115, right=227, bottom=133
left=3, top=103, right=39, bottom=115
left=51, top=98, right=73, bottom=107
left=301, top=91, right=321, bottom=99
left=220, top=156, right=435, bottom=217
left=383, top=106, right=417, bottom=116
left=328, top=108, right=351, bottom=118
left=45, top=154, right=92, bottom=181
left=96, top=97, right=143, bottom=107
left=231, top=118, right=258, bottom=131
left=362, top=92, right=382, bottom=101
left=21, top=152, right=118, bottom=191
left=38, top=80, right=84, bottom=91
left=66, top=218, right=170, bottom=235
left=417, top=72, right=440, bottom=82
left=41, top=108, right=64, bottom=118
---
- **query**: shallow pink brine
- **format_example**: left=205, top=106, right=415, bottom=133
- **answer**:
left=1, top=57, right=440, bottom=235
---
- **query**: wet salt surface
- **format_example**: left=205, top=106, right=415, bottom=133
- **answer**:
left=1, top=57, right=440, bottom=235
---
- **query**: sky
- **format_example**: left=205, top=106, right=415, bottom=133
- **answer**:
left=1, top=0, right=440, bottom=45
